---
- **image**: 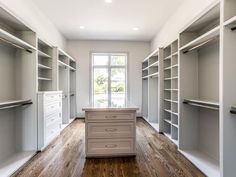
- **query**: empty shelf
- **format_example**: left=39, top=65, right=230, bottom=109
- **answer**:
left=180, top=150, right=220, bottom=177
left=149, top=72, right=159, bottom=78
left=164, top=77, right=172, bottom=81
left=164, top=119, right=171, bottom=124
left=69, top=66, right=76, bottom=71
left=38, top=64, right=52, bottom=70
left=172, top=52, right=178, bottom=56
left=172, top=123, right=179, bottom=128
left=38, top=77, right=52, bottom=81
left=142, top=75, right=149, bottom=79
left=164, top=66, right=172, bottom=70
left=38, top=50, right=51, bottom=58
left=164, top=55, right=171, bottom=60
left=0, top=28, right=35, bottom=52
left=0, top=151, right=35, bottom=177
left=149, top=61, right=159, bottom=68
left=224, top=16, right=236, bottom=30
left=171, top=64, right=179, bottom=68
left=180, top=26, right=220, bottom=53
left=58, top=60, right=69, bottom=68
left=183, top=99, right=219, bottom=110
left=142, top=66, right=149, bottom=71
left=0, top=100, right=32, bottom=110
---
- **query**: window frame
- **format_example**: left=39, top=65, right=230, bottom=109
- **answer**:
left=90, top=52, right=129, bottom=107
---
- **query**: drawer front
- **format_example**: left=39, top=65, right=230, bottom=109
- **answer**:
left=87, top=112, right=134, bottom=122
left=44, top=102, right=62, bottom=116
left=87, top=123, right=134, bottom=138
left=44, top=93, right=62, bottom=103
left=45, top=124, right=61, bottom=145
left=87, top=139, right=134, bottom=155
left=45, top=112, right=62, bottom=128
left=46, top=120, right=61, bottom=139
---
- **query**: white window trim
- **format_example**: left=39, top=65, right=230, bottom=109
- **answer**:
left=90, top=52, right=129, bottom=106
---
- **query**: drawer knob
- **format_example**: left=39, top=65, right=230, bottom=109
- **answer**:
left=105, top=128, right=117, bottom=132
left=105, top=144, right=117, bottom=148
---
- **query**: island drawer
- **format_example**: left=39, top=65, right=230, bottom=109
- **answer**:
left=87, top=138, right=135, bottom=156
left=87, top=112, right=134, bottom=121
left=87, top=122, right=135, bottom=138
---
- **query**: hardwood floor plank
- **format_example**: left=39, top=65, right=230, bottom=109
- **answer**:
left=13, top=118, right=206, bottom=177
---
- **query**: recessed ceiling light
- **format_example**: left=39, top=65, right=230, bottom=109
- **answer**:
left=79, top=26, right=85, bottom=29
left=133, top=27, right=139, bottom=31
left=105, top=0, right=112, bottom=3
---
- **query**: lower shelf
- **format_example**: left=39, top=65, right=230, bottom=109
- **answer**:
left=163, top=132, right=178, bottom=145
left=180, top=149, right=220, bottom=177
left=149, top=122, right=159, bottom=132
left=0, top=151, right=36, bottom=177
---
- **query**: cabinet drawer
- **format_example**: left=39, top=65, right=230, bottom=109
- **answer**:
left=87, top=112, right=134, bottom=121
left=44, top=102, right=61, bottom=116
left=46, top=120, right=61, bottom=137
left=87, top=139, right=134, bottom=156
left=45, top=125, right=61, bottom=145
left=45, top=112, right=62, bottom=128
left=87, top=123, right=134, bottom=138
left=44, top=93, right=62, bottom=103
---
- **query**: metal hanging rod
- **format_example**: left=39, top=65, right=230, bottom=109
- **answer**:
left=183, top=99, right=219, bottom=110
left=231, top=26, right=236, bottom=31
left=230, top=107, right=236, bottom=114
left=0, top=37, right=32, bottom=53
left=183, top=36, right=219, bottom=54
left=0, top=100, right=32, bottom=110
left=70, top=94, right=75, bottom=97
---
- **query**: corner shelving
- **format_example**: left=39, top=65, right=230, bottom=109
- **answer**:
left=179, top=2, right=220, bottom=176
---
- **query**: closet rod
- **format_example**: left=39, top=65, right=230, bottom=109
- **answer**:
left=183, top=36, right=218, bottom=54
left=70, top=94, right=75, bottom=97
left=0, top=37, right=32, bottom=53
left=183, top=99, right=219, bottom=110
left=231, top=26, right=236, bottom=31
left=0, top=101, right=32, bottom=110
left=230, top=107, right=236, bottom=114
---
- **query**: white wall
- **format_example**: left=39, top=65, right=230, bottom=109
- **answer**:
left=67, top=40, right=150, bottom=116
left=0, top=0, right=66, bottom=49
left=151, top=0, right=217, bottom=51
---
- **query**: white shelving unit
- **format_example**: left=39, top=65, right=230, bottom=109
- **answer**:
left=54, top=48, right=77, bottom=128
left=179, top=2, right=220, bottom=177
left=0, top=6, right=37, bottom=177
left=141, top=49, right=163, bottom=132
left=37, top=39, right=54, bottom=92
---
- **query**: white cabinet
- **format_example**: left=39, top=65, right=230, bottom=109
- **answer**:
left=38, top=91, right=63, bottom=150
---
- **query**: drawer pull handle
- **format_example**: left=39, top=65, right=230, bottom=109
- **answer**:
left=105, top=128, right=117, bottom=132
left=105, top=144, right=117, bottom=148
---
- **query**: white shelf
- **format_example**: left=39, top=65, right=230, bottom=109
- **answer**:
left=0, top=28, right=36, bottom=52
left=164, top=66, right=172, bottom=70
left=142, top=75, right=149, bottom=79
left=180, top=150, right=220, bottom=177
left=142, top=66, right=149, bottom=71
left=0, top=99, right=32, bottom=110
left=38, top=64, right=52, bottom=70
left=0, top=151, right=35, bottom=177
left=172, top=52, right=178, bottom=56
left=180, top=26, right=220, bottom=53
left=38, top=50, right=51, bottom=58
left=172, top=111, right=179, bottom=116
left=164, top=109, right=172, bottom=114
left=149, top=72, right=159, bottom=78
left=69, top=66, right=76, bottom=71
left=149, top=61, right=159, bottom=68
left=58, top=60, right=69, bottom=68
left=171, top=64, right=179, bottom=68
left=164, top=132, right=178, bottom=145
left=172, top=123, right=179, bottom=128
left=38, top=77, right=52, bottom=81
left=143, top=49, right=159, bottom=62
left=164, top=99, right=178, bottom=104
left=164, top=77, right=172, bottom=81
left=171, top=76, right=178, bottom=80
left=164, top=89, right=178, bottom=91
left=164, top=119, right=171, bottom=124
left=164, top=55, right=171, bottom=60
left=149, top=122, right=159, bottom=132
left=224, top=15, right=236, bottom=27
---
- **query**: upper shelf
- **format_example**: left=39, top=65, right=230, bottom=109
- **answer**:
left=38, top=50, right=52, bottom=58
left=224, top=16, right=236, bottom=30
left=0, top=28, right=36, bottom=52
left=143, top=49, right=158, bottom=62
left=180, top=26, right=220, bottom=53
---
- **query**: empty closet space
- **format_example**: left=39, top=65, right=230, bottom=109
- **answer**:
left=69, top=58, right=76, bottom=119
left=179, top=2, right=220, bottom=177
left=38, top=39, right=53, bottom=91
left=162, top=40, right=179, bottom=145
left=0, top=7, right=37, bottom=176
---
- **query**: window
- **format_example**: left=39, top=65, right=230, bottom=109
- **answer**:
left=91, top=53, right=127, bottom=107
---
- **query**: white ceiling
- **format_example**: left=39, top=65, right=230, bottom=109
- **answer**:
left=32, top=0, right=185, bottom=41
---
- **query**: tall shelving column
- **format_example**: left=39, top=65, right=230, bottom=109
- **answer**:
left=179, top=2, right=220, bottom=177
left=221, top=0, right=236, bottom=176
left=142, top=59, right=149, bottom=121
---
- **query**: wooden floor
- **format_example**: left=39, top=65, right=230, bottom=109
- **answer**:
left=13, top=118, right=205, bottom=177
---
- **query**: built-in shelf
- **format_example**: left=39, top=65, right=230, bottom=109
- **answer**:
left=171, top=64, right=179, bottom=68
left=224, top=16, right=236, bottom=29
left=149, top=61, right=159, bottom=68
left=149, top=72, right=159, bottom=78
left=164, top=77, right=172, bottom=81
left=164, top=55, right=171, bottom=60
left=164, top=119, right=171, bottom=124
left=183, top=99, right=219, bottom=110
left=0, top=151, right=36, bottom=177
left=0, top=28, right=36, bottom=52
left=38, top=64, right=52, bottom=70
left=38, top=77, right=52, bottom=81
left=172, top=52, right=178, bottom=56
left=164, top=66, right=172, bottom=70
left=58, top=60, right=68, bottom=68
left=164, top=99, right=178, bottom=103
left=69, top=66, right=76, bottom=71
left=0, top=100, right=32, bottom=110
left=180, top=150, right=220, bottom=177
left=164, top=89, right=178, bottom=91
left=142, top=66, right=149, bottom=71
left=172, top=123, right=178, bottom=128
left=180, top=26, right=220, bottom=53
left=38, top=50, right=51, bottom=58
left=142, top=75, right=149, bottom=79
